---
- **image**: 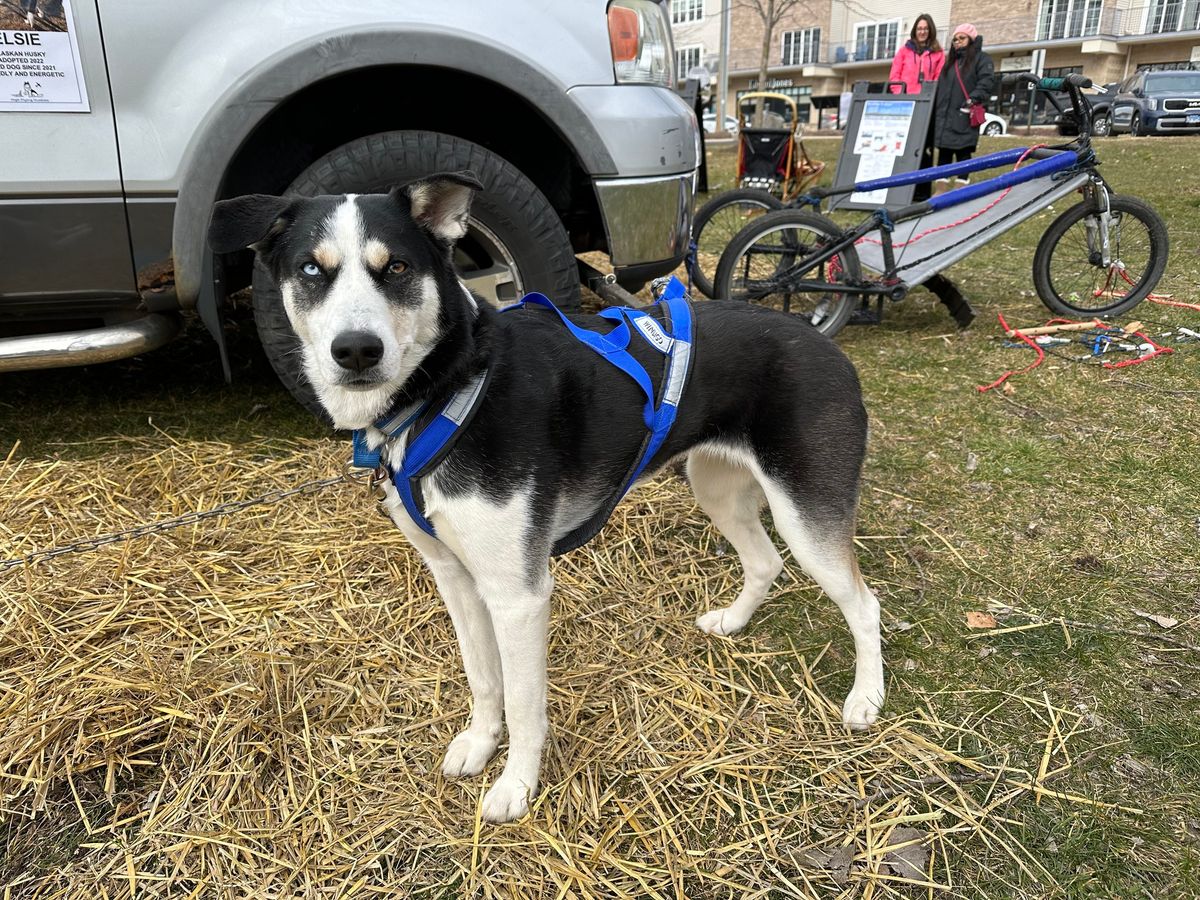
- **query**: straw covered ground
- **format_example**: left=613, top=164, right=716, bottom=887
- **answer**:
left=3, top=135, right=1200, bottom=897
left=0, top=439, right=1143, bottom=898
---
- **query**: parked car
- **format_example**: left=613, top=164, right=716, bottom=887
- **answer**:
left=1, top=0, right=698, bottom=416
left=979, top=112, right=1008, bottom=136
left=1056, top=82, right=1119, bottom=136
left=702, top=112, right=739, bottom=134
left=1110, top=69, right=1200, bottom=136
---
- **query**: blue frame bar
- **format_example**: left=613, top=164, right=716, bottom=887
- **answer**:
left=925, top=151, right=1079, bottom=211
left=853, top=148, right=1074, bottom=192
left=853, top=148, right=1024, bottom=191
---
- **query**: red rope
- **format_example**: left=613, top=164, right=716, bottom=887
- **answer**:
left=976, top=312, right=1046, bottom=393
left=979, top=314, right=1177, bottom=389
left=1105, top=265, right=1200, bottom=311
left=1101, top=329, right=1174, bottom=369
left=1148, top=296, right=1200, bottom=311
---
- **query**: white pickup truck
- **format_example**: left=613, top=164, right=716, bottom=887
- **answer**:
left=1, top=0, right=697, bottom=410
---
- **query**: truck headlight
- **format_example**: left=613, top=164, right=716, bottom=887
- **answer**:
left=608, top=0, right=675, bottom=87
left=1146, top=99, right=1157, bottom=110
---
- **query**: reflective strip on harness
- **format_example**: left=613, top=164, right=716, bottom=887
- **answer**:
left=618, top=277, right=692, bottom=495
left=352, top=400, right=428, bottom=469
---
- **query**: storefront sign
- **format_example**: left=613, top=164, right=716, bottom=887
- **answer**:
left=748, top=78, right=795, bottom=89
left=1000, top=55, right=1034, bottom=72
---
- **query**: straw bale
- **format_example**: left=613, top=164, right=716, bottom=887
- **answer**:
left=0, top=437, right=1099, bottom=897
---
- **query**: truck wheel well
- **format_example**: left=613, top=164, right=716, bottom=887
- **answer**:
left=217, top=65, right=605, bottom=293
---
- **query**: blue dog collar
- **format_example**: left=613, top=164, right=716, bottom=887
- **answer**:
left=351, top=399, right=429, bottom=470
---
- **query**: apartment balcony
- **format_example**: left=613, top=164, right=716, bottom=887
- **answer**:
left=967, top=6, right=1200, bottom=51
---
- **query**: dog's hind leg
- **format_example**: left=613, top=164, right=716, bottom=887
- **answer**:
left=688, top=447, right=785, bottom=637
left=420, top=546, right=505, bottom=779
left=758, top=480, right=885, bottom=729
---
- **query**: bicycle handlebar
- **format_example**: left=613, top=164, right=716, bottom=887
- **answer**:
left=1001, top=72, right=1093, bottom=91
left=1000, top=72, right=1095, bottom=139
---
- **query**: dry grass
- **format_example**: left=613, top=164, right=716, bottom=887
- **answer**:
left=0, top=437, right=1142, bottom=898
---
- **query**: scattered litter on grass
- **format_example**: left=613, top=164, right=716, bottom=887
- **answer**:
left=1135, top=610, right=1181, bottom=629
left=966, top=611, right=999, bottom=629
left=978, top=311, right=1195, bottom=391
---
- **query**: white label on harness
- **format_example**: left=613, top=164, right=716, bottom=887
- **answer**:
left=634, top=316, right=674, bottom=354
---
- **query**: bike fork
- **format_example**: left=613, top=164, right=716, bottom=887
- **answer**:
left=1084, top=181, right=1114, bottom=268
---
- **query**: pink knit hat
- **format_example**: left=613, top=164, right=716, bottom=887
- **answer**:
left=952, top=23, right=978, bottom=39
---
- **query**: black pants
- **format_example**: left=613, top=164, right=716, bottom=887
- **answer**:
left=937, top=146, right=975, bottom=167
left=912, top=118, right=938, bottom=202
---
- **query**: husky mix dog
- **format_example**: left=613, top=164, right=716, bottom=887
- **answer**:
left=208, top=174, right=885, bottom=823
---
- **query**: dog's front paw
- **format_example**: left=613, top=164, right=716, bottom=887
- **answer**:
left=481, top=773, right=536, bottom=823
left=442, top=729, right=500, bottom=778
left=696, top=607, right=750, bottom=637
left=841, top=687, right=884, bottom=730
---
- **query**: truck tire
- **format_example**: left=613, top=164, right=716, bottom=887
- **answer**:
left=251, top=130, right=579, bottom=422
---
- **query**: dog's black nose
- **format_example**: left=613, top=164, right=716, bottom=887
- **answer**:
left=330, top=330, right=385, bottom=373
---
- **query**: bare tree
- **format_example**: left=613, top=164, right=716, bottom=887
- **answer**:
left=736, top=0, right=816, bottom=125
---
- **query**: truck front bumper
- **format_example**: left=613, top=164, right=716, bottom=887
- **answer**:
left=594, top=171, right=695, bottom=288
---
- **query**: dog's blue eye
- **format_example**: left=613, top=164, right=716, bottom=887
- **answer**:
left=301, top=262, right=321, bottom=277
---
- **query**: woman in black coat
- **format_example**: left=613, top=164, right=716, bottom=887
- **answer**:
left=932, top=24, right=995, bottom=184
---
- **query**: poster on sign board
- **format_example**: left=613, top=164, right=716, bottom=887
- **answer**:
left=0, top=0, right=90, bottom=112
left=849, top=100, right=914, bottom=204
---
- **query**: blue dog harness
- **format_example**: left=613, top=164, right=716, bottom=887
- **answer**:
left=350, top=276, right=694, bottom=553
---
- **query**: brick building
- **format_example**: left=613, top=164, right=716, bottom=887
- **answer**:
left=672, top=0, right=1200, bottom=128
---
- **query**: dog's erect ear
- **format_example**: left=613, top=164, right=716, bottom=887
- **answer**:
left=394, top=171, right=483, bottom=243
left=207, top=194, right=293, bottom=254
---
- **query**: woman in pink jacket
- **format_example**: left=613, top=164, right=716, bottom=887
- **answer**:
left=889, top=15, right=944, bottom=94
left=889, top=14, right=944, bottom=199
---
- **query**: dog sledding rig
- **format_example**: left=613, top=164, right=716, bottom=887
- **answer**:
left=691, top=74, right=1169, bottom=337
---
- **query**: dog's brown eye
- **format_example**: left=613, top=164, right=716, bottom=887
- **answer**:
left=387, top=260, right=407, bottom=275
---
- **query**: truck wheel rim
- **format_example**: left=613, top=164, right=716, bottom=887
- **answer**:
left=456, top=218, right=524, bottom=306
